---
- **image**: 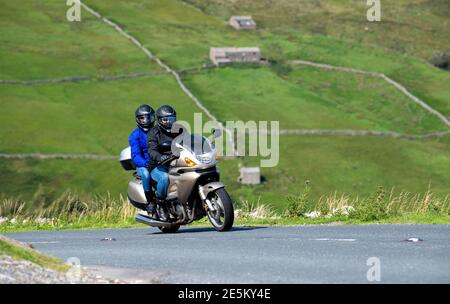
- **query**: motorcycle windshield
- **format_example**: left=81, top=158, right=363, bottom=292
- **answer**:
left=178, top=133, right=213, bottom=155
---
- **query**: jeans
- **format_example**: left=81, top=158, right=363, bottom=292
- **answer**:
left=151, top=165, right=169, bottom=198
left=136, top=167, right=151, bottom=192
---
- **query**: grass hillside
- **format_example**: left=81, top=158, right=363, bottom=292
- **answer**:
left=184, top=65, right=446, bottom=134
left=0, top=158, right=128, bottom=200
left=0, top=76, right=206, bottom=155
left=0, top=0, right=449, bottom=217
left=0, top=0, right=161, bottom=80
left=184, top=0, right=450, bottom=62
left=83, top=0, right=450, bottom=116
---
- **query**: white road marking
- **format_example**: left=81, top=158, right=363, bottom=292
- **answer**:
left=312, top=238, right=357, bottom=242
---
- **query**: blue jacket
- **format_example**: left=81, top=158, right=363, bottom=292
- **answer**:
left=128, top=127, right=151, bottom=168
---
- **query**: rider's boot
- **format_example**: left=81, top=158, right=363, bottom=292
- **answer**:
left=156, top=197, right=170, bottom=222
left=144, top=191, right=158, bottom=219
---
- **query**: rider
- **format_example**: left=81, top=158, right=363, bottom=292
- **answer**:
left=128, top=104, right=157, bottom=216
left=148, top=105, right=179, bottom=220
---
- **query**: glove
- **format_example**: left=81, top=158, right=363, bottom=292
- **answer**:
left=160, top=154, right=173, bottom=163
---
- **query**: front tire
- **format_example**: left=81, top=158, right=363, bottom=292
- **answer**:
left=206, top=188, right=234, bottom=232
left=158, top=225, right=180, bottom=233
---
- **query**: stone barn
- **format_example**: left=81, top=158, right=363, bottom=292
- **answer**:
left=229, top=16, right=257, bottom=30
left=210, top=47, right=261, bottom=66
left=238, top=167, right=261, bottom=185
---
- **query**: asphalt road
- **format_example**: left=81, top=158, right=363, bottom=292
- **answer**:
left=4, top=225, right=450, bottom=283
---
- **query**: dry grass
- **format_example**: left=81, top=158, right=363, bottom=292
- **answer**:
left=0, top=191, right=136, bottom=227
left=0, top=187, right=448, bottom=229
left=235, top=198, right=278, bottom=219
left=286, top=186, right=450, bottom=221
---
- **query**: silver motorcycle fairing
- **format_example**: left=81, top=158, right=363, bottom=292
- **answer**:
left=167, top=166, right=220, bottom=204
left=198, top=182, right=225, bottom=201
left=128, top=179, right=147, bottom=205
left=167, top=168, right=198, bottom=204
left=127, top=167, right=221, bottom=206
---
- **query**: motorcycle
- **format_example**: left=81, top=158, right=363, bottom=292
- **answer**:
left=119, top=129, right=234, bottom=233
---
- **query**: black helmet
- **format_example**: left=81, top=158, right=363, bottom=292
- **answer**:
left=156, top=105, right=177, bottom=132
left=135, top=104, right=155, bottom=132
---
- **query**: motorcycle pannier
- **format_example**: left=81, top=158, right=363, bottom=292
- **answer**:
left=119, top=147, right=136, bottom=171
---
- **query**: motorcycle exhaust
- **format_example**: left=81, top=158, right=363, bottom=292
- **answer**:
left=135, top=212, right=174, bottom=228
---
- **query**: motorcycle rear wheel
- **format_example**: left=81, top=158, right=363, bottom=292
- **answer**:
left=207, top=188, right=234, bottom=232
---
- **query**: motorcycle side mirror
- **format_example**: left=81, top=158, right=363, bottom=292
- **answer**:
left=211, top=128, right=222, bottom=138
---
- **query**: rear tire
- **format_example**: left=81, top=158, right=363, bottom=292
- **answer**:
left=207, top=188, right=234, bottom=232
left=158, top=225, right=180, bottom=233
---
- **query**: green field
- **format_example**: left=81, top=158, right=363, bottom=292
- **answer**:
left=0, top=158, right=128, bottom=201
left=82, top=0, right=450, bottom=116
left=185, top=0, right=450, bottom=62
left=184, top=65, right=447, bottom=134
left=0, top=76, right=206, bottom=154
left=82, top=0, right=258, bottom=68
left=0, top=0, right=161, bottom=80
left=0, top=0, right=449, bottom=221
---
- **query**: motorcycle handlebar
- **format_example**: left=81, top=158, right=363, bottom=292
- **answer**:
left=158, top=155, right=178, bottom=166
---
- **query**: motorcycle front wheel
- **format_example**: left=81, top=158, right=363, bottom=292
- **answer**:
left=206, top=188, right=234, bottom=232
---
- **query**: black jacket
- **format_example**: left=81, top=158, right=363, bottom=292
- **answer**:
left=147, top=126, right=179, bottom=165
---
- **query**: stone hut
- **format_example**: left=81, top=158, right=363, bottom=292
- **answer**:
left=210, top=47, right=261, bottom=66
left=229, top=16, right=257, bottom=30
left=238, top=167, right=261, bottom=185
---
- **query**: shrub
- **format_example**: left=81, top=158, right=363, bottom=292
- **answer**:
left=429, top=52, right=449, bottom=70
left=270, top=60, right=293, bottom=77
left=350, top=186, right=389, bottom=221
left=285, top=181, right=312, bottom=217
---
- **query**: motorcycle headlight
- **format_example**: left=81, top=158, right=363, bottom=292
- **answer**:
left=197, top=154, right=212, bottom=164
left=197, top=151, right=216, bottom=164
